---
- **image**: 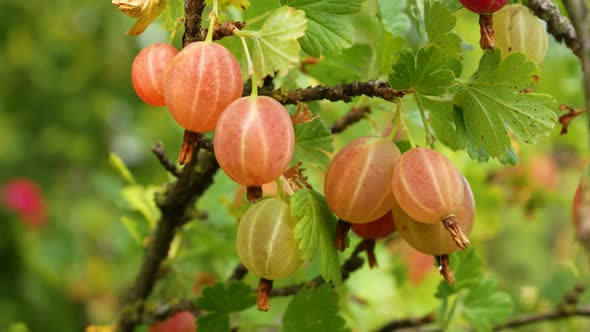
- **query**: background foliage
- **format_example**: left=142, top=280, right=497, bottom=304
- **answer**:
left=1, top=0, right=590, bottom=331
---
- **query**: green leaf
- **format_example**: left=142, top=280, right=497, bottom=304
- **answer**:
left=455, top=50, right=556, bottom=163
left=440, top=0, right=463, bottom=12
left=197, top=312, right=230, bottom=332
left=436, top=248, right=483, bottom=298
left=379, top=0, right=411, bottom=37
left=283, top=0, right=363, bottom=57
left=109, top=153, right=135, bottom=184
left=206, top=0, right=250, bottom=11
left=291, top=189, right=342, bottom=285
left=120, top=185, right=160, bottom=229
left=196, top=282, right=257, bottom=313
left=463, top=278, right=514, bottom=331
left=421, top=96, right=460, bottom=150
left=423, top=0, right=462, bottom=76
left=158, top=0, right=184, bottom=32
left=293, top=117, right=334, bottom=169
left=282, top=284, right=351, bottom=332
left=240, top=6, right=306, bottom=80
left=389, top=45, right=455, bottom=96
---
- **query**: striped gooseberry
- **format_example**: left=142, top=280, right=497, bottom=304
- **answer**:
left=324, top=137, right=401, bottom=224
left=236, top=198, right=303, bottom=310
left=214, top=96, right=295, bottom=188
left=493, top=4, right=548, bottom=64
left=164, top=42, right=243, bottom=132
left=391, top=147, right=469, bottom=249
left=394, top=177, right=475, bottom=256
left=131, top=43, right=178, bottom=106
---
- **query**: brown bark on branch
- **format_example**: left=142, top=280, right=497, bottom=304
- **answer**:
left=249, top=80, right=406, bottom=105
left=116, top=142, right=219, bottom=332
left=527, top=0, right=580, bottom=56
left=375, top=313, right=436, bottom=332
left=562, top=0, right=590, bottom=143
left=330, top=106, right=371, bottom=134
left=492, top=306, right=590, bottom=331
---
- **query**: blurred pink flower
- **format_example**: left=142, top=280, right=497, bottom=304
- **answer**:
left=2, top=178, right=48, bottom=227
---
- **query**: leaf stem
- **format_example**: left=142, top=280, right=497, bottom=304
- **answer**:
left=237, top=34, right=258, bottom=96
left=204, top=0, right=218, bottom=43
left=396, top=101, right=416, bottom=148
left=414, top=94, right=436, bottom=149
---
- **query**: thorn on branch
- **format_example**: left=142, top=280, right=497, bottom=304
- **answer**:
left=559, top=104, right=588, bottom=135
left=151, top=143, right=182, bottom=178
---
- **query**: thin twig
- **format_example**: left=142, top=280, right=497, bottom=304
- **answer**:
left=330, top=106, right=371, bottom=134
left=375, top=313, right=436, bottom=332
left=151, top=143, right=182, bottom=178
left=228, top=264, right=248, bottom=282
left=492, top=306, right=590, bottom=331
left=270, top=244, right=366, bottom=297
left=527, top=0, right=580, bottom=56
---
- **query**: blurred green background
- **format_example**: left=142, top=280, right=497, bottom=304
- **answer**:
left=1, top=0, right=590, bottom=331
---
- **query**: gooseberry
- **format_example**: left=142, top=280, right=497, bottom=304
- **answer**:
left=214, top=96, right=295, bottom=188
left=324, top=137, right=401, bottom=224
left=493, top=4, right=548, bottom=64
left=164, top=42, right=243, bottom=133
left=131, top=43, right=178, bottom=106
left=391, top=147, right=469, bottom=249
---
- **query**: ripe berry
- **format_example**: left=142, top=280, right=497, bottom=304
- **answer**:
left=324, top=137, right=401, bottom=224
left=459, top=0, right=508, bottom=14
left=394, top=176, right=475, bottom=256
left=493, top=4, right=548, bottom=64
left=214, top=96, right=295, bottom=187
left=131, top=43, right=178, bottom=106
left=391, top=147, right=469, bottom=249
left=164, top=42, right=243, bottom=133
left=351, top=210, right=396, bottom=240
left=148, top=310, right=196, bottom=332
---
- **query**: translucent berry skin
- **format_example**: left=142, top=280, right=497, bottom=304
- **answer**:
left=148, top=310, right=196, bottom=332
left=214, top=96, right=295, bottom=186
left=459, top=0, right=508, bottom=14
left=493, top=4, right=548, bottom=64
left=394, top=177, right=475, bottom=256
left=236, top=198, right=303, bottom=280
left=164, top=42, right=243, bottom=132
left=325, top=137, right=401, bottom=224
left=351, top=210, right=396, bottom=240
left=391, top=147, right=464, bottom=224
left=131, top=43, right=178, bottom=106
